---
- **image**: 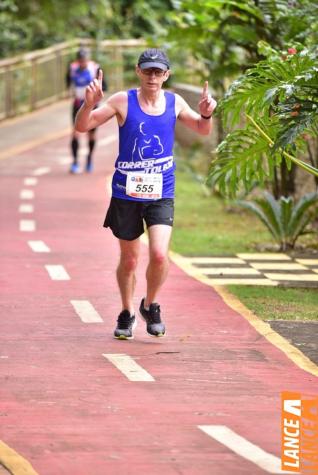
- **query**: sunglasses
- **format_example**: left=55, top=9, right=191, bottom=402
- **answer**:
left=140, top=68, right=167, bottom=77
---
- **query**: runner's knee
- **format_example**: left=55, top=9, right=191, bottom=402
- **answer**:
left=149, top=249, right=167, bottom=267
left=119, top=254, right=138, bottom=273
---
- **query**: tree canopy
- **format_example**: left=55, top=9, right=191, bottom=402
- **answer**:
left=0, top=0, right=173, bottom=58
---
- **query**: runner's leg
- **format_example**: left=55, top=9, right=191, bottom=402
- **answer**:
left=86, top=129, right=96, bottom=171
left=71, top=130, right=80, bottom=165
left=145, top=224, right=172, bottom=306
left=70, top=102, right=80, bottom=172
left=117, top=238, right=141, bottom=314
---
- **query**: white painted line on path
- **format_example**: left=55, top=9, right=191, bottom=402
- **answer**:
left=202, top=267, right=261, bottom=275
left=23, top=177, right=38, bottom=186
left=33, top=167, right=51, bottom=176
left=189, top=257, right=245, bottom=265
left=296, top=258, right=318, bottom=266
left=198, top=425, right=294, bottom=474
left=103, top=354, right=155, bottom=382
left=99, top=135, right=117, bottom=146
left=28, top=241, right=51, bottom=253
left=70, top=300, right=103, bottom=323
left=19, top=204, right=34, bottom=213
left=264, top=273, right=318, bottom=281
left=58, top=157, right=72, bottom=165
left=45, top=265, right=70, bottom=280
left=237, top=253, right=291, bottom=261
left=19, top=189, right=34, bottom=200
left=203, top=278, right=278, bottom=286
left=250, top=262, right=307, bottom=271
left=19, top=220, right=36, bottom=232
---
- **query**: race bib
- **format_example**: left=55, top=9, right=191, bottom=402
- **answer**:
left=126, top=173, right=162, bottom=199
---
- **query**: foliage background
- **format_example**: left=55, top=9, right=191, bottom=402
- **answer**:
left=0, top=0, right=173, bottom=58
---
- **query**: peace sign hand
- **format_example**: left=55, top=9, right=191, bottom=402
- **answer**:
left=198, top=81, right=217, bottom=117
left=85, top=69, right=104, bottom=107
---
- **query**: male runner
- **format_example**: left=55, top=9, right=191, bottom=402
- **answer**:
left=66, top=48, right=106, bottom=173
left=75, top=48, right=217, bottom=339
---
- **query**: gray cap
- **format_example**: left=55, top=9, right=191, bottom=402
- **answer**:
left=138, top=48, right=170, bottom=71
left=77, top=48, right=89, bottom=60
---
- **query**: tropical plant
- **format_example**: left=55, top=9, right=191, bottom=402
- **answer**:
left=163, top=0, right=318, bottom=91
left=161, top=0, right=318, bottom=149
left=208, top=46, right=318, bottom=198
left=237, top=191, right=318, bottom=250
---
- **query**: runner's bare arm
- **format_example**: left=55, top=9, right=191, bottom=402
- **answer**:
left=176, top=81, right=217, bottom=135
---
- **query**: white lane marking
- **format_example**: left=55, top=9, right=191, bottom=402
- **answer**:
left=189, top=257, right=245, bottom=264
left=201, top=267, right=261, bottom=275
left=58, top=156, right=72, bottom=165
left=45, top=265, right=70, bottom=280
left=99, top=135, right=117, bottom=146
left=198, top=426, right=294, bottom=474
left=237, top=253, right=291, bottom=261
left=33, top=167, right=51, bottom=176
left=264, top=273, right=318, bottom=281
left=23, top=177, right=38, bottom=186
left=19, top=204, right=34, bottom=213
left=250, top=262, right=307, bottom=270
left=296, top=258, right=318, bottom=266
left=28, top=240, right=51, bottom=253
left=103, top=354, right=155, bottom=382
left=70, top=300, right=103, bottom=323
left=197, top=278, right=278, bottom=286
left=19, top=189, right=34, bottom=199
left=19, top=220, right=36, bottom=232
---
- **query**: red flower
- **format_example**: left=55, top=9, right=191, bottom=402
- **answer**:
left=288, top=48, right=297, bottom=55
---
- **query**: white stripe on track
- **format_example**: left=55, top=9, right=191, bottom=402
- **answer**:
left=28, top=240, right=50, bottom=253
left=45, top=265, right=70, bottom=280
left=19, top=189, right=34, bottom=200
left=70, top=300, right=103, bottom=323
left=19, top=220, right=36, bottom=232
left=33, top=167, right=51, bottom=176
left=58, top=157, right=72, bottom=165
left=103, top=354, right=155, bottom=382
left=198, top=425, right=294, bottom=474
left=23, top=177, right=38, bottom=186
left=19, top=204, right=34, bottom=213
left=98, top=135, right=117, bottom=146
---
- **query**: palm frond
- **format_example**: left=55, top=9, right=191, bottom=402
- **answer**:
left=236, top=192, right=318, bottom=249
left=208, top=122, right=280, bottom=197
left=236, top=200, right=281, bottom=241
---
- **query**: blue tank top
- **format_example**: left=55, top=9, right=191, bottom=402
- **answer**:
left=112, top=89, right=176, bottom=201
left=69, top=61, right=99, bottom=105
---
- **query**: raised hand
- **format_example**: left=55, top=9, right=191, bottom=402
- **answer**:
left=198, top=81, right=217, bottom=118
left=85, top=69, right=104, bottom=107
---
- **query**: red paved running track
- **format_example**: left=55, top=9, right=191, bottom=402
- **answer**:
left=0, top=118, right=317, bottom=475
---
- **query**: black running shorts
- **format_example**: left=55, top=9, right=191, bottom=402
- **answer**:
left=104, top=197, right=174, bottom=241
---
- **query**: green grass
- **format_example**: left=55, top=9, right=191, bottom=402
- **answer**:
left=172, top=163, right=318, bottom=321
left=227, top=286, right=318, bottom=321
left=172, top=167, right=271, bottom=255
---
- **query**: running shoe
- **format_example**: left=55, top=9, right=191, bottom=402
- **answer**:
left=70, top=163, right=80, bottom=174
left=139, top=298, right=165, bottom=337
left=86, top=162, right=93, bottom=173
left=114, top=310, right=136, bottom=339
